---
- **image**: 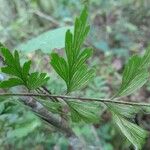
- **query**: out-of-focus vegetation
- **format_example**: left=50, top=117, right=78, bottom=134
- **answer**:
left=0, top=0, right=150, bottom=149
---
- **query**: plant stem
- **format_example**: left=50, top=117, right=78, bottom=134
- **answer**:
left=0, top=93, right=150, bottom=107
left=18, top=95, right=75, bottom=138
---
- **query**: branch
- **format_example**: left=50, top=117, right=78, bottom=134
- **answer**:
left=19, top=96, right=74, bottom=137
left=0, top=93, right=150, bottom=107
left=19, top=96, right=84, bottom=149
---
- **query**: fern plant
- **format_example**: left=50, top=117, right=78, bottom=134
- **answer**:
left=0, top=7, right=150, bottom=150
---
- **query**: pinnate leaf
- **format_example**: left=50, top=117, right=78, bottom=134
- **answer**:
left=113, top=112, right=147, bottom=150
left=117, top=47, right=150, bottom=97
left=0, top=47, right=49, bottom=90
left=107, top=103, right=147, bottom=149
left=51, top=8, right=94, bottom=93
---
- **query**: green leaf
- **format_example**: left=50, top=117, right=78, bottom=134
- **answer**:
left=0, top=78, right=24, bottom=88
left=0, top=47, right=27, bottom=81
left=50, top=53, right=68, bottom=82
left=22, top=60, right=31, bottom=80
left=51, top=8, right=94, bottom=92
left=27, top=72, right=49, bottom=90
left=108, top=103, right=148, bottom=149
left=68, top=101, right=99, bottom=123
left=117, top=51, right=150, bottom=97
left=113, top=113, right=147, bottom=150
left=73, top=8, right=90, bottom=59
left=72, top=48, right=93, bottom=71
left=140, top=47, right=150, bottom=68
left=0, top=47, right=49, bottom=90
left=69, top=66, right=95, bottom=92
left=1, top=47, right=15, bottom=66
left=107, top=103, right=140, bottom=119
left=16, top=26, right=73, bottom=53
left=38, top=100, right=62, bottom=113
left=14, top=50, right=22, bottom=73
left=65, top=30, right=73, bottom=65
left=1, top=66, right=20, bottom=77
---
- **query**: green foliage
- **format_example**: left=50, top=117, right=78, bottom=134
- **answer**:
left=107, top=103, right=139, bottom=119
left=0, top=78, right=24, bottom=88
left=51, top=8, right=95, bottom=93
left=108, top=103, right=148, bottom=149
left=38, top=99, right=62, bottom=114
left=68, top=101, right=99, bottom=123
left=117, top=47, right=150, bottom=97
left=26, top=72, right=49, bottom=90
left=106, top=53, right=150, bottom=149
left=0, top=98, right=40, bottom=141
left=0, top=6, right=150, bottom=150
left=113, top=113, right=147, bottom=150
left=0, top=47, right=49, bottom=90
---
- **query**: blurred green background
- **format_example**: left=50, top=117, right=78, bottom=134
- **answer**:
left=0, top=0, right=150, bottom=149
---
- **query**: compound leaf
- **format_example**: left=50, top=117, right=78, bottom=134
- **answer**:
left=113, top=113, right=147, bottom=150
left=51, top=8, right=94, bottom=93
left=0, top=47, right=49, bottom=90
left=117, top=48, right=150, bottom=97
left=107, top=103, right=147, bottom=149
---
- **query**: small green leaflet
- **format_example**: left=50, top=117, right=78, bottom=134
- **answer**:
left=113, top=113, right=147, bottom=150
left=1, top=48, right=24, bottom=78
left=26, top=72, right=49, bottom=90
left=107, top=104, right=147, bottom=149
left=0, top=78, right=24, bottom=88
left=107, top=103, right=140, bottom=119
left=0, top=47, right=49, bottom=90
left=50, top=8, right=95, bottom=93
left=117, top=47, right=150, bottom=97
left=68, top=100, right=99, bottom=123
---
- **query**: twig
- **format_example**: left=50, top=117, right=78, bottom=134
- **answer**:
left=0, top=93, right=150, bottom=107
left=41, top=86, right=58, bottom=102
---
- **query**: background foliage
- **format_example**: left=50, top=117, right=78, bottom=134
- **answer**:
left=0, top=0, right=150, bottom=150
